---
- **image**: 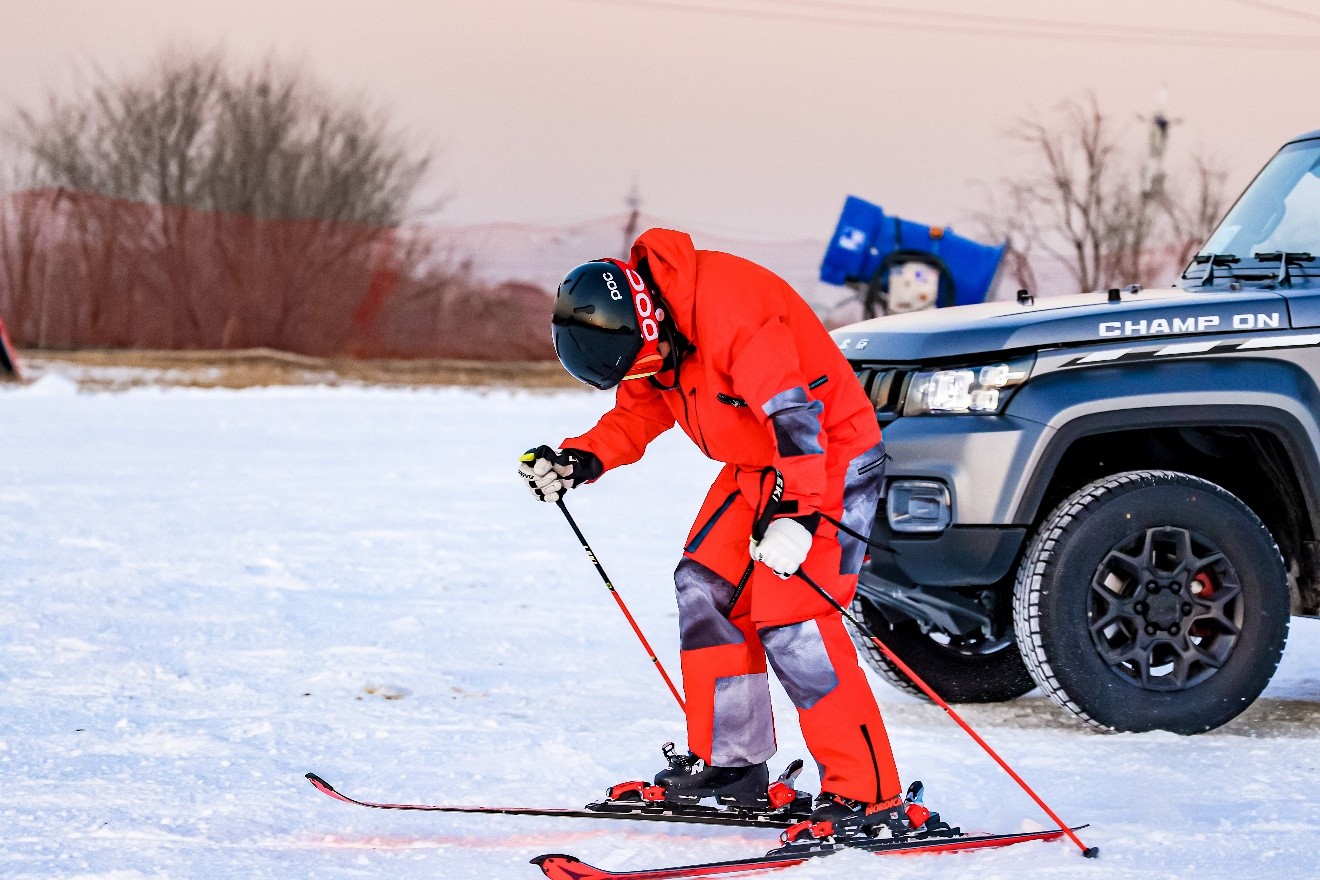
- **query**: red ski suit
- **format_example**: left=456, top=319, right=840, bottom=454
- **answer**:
left=564, top=229, right=900, bottom=805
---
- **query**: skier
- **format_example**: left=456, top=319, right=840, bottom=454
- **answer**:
left=520, top=229, right=909, bottom=833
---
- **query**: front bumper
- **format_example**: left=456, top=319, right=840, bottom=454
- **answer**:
left=879, top=412, right=1050, bottom=525
left=853, top=413, right=1044, bottom=630
left=857, top=522, right=1027, bottom=637
left=867, top=523, right=1028, bottom=588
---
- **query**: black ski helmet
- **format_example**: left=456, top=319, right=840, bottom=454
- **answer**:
left=552, top=260, right=647, bottom=389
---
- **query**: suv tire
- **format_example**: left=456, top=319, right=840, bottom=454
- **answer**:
left=850, top=596, right=1037, bottom=703
left=1014, top=470, right=1289, bottom=733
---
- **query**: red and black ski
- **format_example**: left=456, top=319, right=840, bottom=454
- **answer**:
left=305, top=773, right=805, bottom=829
left=530, top=826, right=1086, bottom=879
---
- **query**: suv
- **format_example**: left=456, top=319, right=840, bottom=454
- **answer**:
left=834, top=129, right=1320, bottom=734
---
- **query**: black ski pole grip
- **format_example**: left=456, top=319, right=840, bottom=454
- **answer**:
left=727, top=469, right=786, bottom=614
left=751, top=467, right=785, bottom=543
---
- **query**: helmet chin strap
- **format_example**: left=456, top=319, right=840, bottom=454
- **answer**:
left=633, top=257, right=690, bottom=391
left=648, top=299, right=690, bottom=391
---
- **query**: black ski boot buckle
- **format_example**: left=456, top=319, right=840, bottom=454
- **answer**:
left=661, top=741, right=695, bottom=772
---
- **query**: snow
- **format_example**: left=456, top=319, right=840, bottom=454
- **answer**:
left=3, top=377, right=1320, bottom=878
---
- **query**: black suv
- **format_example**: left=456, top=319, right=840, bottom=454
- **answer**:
left=833, top=129, right=1320, bottom=733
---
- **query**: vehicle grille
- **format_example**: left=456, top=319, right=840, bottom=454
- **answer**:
left=853, top=366, right=909, bottom=424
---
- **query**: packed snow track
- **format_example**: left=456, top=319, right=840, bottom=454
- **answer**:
left=2, top=374, right=1318, bottom=878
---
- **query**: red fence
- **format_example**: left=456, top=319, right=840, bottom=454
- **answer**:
left=0, top=189, right=555, bottom=360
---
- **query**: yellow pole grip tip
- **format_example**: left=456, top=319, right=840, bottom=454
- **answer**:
left=520, top=451, right=537, bottom=462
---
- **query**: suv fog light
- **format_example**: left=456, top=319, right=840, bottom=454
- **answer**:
left=887, top=480, right=952, bottom=533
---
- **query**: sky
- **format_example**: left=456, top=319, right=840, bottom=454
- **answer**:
left=3, top=0, right=1320, bottom=240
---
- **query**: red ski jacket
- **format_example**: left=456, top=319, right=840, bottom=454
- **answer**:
left=562, top=229, right=880, bottom=521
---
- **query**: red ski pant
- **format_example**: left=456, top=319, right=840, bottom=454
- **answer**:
left=674, top=443, right=901, bottom=805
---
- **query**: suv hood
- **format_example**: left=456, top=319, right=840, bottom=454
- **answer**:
left=832, top=287, right=1290, bottom=363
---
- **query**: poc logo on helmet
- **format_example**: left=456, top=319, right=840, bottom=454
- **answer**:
left=602, top=271, right=624, bottom=301
left=626, top=269, right=661, bottom=342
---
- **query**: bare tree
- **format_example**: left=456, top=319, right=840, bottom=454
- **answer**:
left=978, top=93, right=1230, bottom=293
left=972, top=182, right=1039, bottom=294
left=0, top=47, right=434, bottom=352
left=1164, top=153, right=1232, bottom=271
left=997, top=94, right=1130, bottom=292
left=8, top=49, right=427, bottom=222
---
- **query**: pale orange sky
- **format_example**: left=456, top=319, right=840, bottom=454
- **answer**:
left=3, top=0, right=1319, bottom=239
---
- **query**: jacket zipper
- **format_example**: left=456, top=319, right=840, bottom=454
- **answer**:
left=685, top=490, right=740, bottom=554
left=860, top=724, right=883, bottom=803
left=675, top=370, right=713, bottom=458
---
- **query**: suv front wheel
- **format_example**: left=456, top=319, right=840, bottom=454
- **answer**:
left=1014, top=470, right=1289, bottom=734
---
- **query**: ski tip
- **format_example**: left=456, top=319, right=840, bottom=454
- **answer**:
left=305, top=773, right=344, bottom=799
left=530, top=854, right=607, bottom=880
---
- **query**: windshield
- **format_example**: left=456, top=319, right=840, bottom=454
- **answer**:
left=1202, top=139, right=1320, bottom=259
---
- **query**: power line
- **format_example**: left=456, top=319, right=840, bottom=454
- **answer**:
left=1223, top=0, right=1320, bottom=26
left=570, top=0, right=1320, bottom=50
left=673, top=0, right=1320, bottom=47
left=757, top=0, right=1320, bottom=41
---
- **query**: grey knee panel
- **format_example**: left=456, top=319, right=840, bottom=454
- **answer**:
left=712, top=672, right=776, bottom=766
left=760, top=619, right=840, bottom=710
left=674, top=558, right=745, bottom=651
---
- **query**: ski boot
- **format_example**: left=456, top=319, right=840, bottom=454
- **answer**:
left=651, top=742, right=770, bottom=807
left=781, top=781, right=958, bottom=846
left=596, top=743, right=813, bottom=820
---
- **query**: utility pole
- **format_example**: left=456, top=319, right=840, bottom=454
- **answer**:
left=1139, top=87, right=1182, bottom=201
left=621, top=181, right=641, bottom=260
left=1132, top=87, right=1183, bottom=284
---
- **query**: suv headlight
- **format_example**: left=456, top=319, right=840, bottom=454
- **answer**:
left=903, top=355, right=1033, bottom=416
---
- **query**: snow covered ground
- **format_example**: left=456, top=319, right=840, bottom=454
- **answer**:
left=3, top=376, right=1319, bottom=879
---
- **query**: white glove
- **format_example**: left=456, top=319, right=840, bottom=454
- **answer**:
left=520, top=453, right=566, bottom=502
left=750, top=518, right=814, bottom=579
left=518, top=446, right=601, bottom=502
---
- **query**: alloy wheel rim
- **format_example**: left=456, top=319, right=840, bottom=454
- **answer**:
left=1087, top=526, right=1243, bottom=691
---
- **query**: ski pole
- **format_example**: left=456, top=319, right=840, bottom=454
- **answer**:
left=554, top=499, right=686, bottom=713
left=794, top=567, right=1099, bottom=859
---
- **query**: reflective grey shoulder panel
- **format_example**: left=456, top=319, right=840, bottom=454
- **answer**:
left=762, top=386, right=825, bottom=457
